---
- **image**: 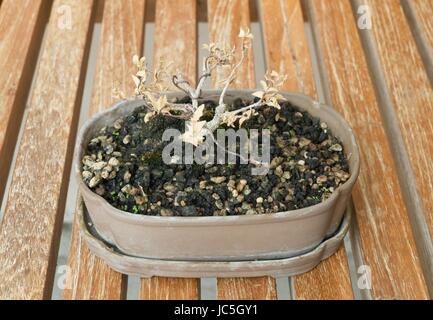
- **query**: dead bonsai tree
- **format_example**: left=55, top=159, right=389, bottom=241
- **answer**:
left=114, top=28, right=287, bottom=147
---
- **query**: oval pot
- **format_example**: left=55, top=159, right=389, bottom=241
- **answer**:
left=75, top=90, right=360, bottom=261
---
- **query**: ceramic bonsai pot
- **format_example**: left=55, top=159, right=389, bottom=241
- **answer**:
left=75, top=90, right=360, bottom=261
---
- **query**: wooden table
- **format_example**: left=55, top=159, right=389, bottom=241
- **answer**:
left=0, top=0, right=432, bottom=300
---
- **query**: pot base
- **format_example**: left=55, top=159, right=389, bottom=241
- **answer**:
left=77, top=199, right=351, bottom=278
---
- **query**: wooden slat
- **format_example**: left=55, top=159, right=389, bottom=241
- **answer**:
left=401, top=0, right=433, bottom=85
left=0, top=0, right=95, bottom=300
left=0, top=0, right=49, bottom=202
left=308, top=0, right=429, bottom=299
left=64, top=0, right=146, bottom=300
left=140, top=277, right=199, bottom=300
left=208, top=0, right=254, bottom=88
left=360, top=0, right=433, bottom=295
left=217, top=277, right=277, bottom=300
left=139, top=0, right=199, bottom=300
left=261, top=0, right=354, bottom=300
left=206, top=0, right=277, bottom=300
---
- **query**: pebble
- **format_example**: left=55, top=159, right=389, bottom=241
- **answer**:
left=210, top=176, right=226, bottom=184
left=236, top=179, right=247, bottom=192
left=212, top=193, right=220, bottom=200
left=163, top=183, right=177, bottom=193
left=316, top=175, right=328, bottom=184
left=135, top=195, right=148, bottom=205
left=108, top=157, right=120, bottom=167
left=91, top=161, right=107, bottom=171
left=160, top=208, right=174, bottom=216
left=275, top=165, right=284, bottom=177
left=199, top=181, right=207, bottom=189
left=122, top=135, right=131, bottom=144
left=121, top=184, right=138, bottom=196
left=123, top=170, right=132, bottom=183
left=88, top=176, right=101, bottom=188
left=113, top=119, right=123, bottom=130
left=329, top=144, right=343, bottom=152
left=299, top=137, right=311, bottom=148
left=82, top=170, right=93, bottom=180
left=256, top=197, right=264, bottom=204
left=282, top=171, right=291, bottom=180
left=104, top=144, right=114, bottom=154
left=227, top=179, right=236, bottom=189
left=215, top=200, right=224, bottom=210
left=270, top=157, right=284, bottom=169
left=242, top=202, right=252, bottom=210
left=101, top=170, right=110, bottom=179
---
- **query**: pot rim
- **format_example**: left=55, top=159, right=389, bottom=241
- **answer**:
left=75, top=90, right=360, bottom=226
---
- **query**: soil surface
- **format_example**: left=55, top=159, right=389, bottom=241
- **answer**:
left=81, top=98, right=350, bottom=216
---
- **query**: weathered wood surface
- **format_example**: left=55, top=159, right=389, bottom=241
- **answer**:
left=207, top=0, right=277, bottom=300
left=64, top=0, right=146, bottom=300
left=261, top=0, right=354, bottom=300
left=207, top=0, right=255, bottom=88
left=308, top=0, right=429, bottom=299
left=140, top=277, right=200, bottom=300
left=0, top=0, right=49, bottom=202
left=139, top=0, right=200, bottom=300
left=361, top=0, right=433, bottom=296
left=152, top=0, right=197, bottom=85
left=0, top=0, right=95, bottom=299
left=217, top=277, right=277, bottom=300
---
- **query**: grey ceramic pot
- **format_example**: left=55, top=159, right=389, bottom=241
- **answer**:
left=75, top=90, right=360, bottom=261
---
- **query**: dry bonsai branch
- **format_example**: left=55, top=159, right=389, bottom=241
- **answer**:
left=122, top=28, right=287, bottom=145
left=226, top=100, right=263, bottom=117
left=205, top=35, right=251, bottom=133
left=172, top=74, right=195, bottom=97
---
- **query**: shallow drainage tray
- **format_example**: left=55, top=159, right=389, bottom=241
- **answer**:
left=77, top=199, right=351, bottom=278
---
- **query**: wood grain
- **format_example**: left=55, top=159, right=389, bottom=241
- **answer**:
left=63, top=0, right=146, bottom=300
left=140, top=277, right=200, bottom=300
left=0, top=0, right=95, bottom=300
left=207, top=0, right=254, bottom=88
left=309, top=0, right=429, bottom=299
left=363, top=0, right=433, bottom=296
left=217, top=277, right=277, bottom=300
left=207, top=0, right=277, bottom=300
left=0, top=0, right=49, bottom=202
left=261, top=0, right=315, bottom=97
left=153, top=0, right=197, bottom=85
left=261, top=0, right=354, bottom=300
left=139, top=0, right=199, bottom=300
